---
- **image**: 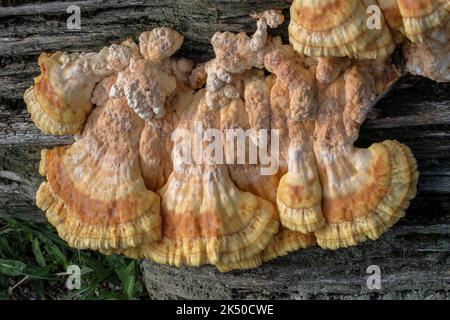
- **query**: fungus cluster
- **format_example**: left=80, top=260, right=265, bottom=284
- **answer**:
left=289, top=0, right=449, bottom=81
left=24, top=2, right=448, bottom=271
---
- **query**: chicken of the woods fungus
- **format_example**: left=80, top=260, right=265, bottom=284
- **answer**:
left=24, top=2, right=448, bottom=271
left=289, top=0, right=449, bottom=81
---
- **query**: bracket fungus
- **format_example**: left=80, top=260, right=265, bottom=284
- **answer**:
left=36, top=97, right=162, bottom=252
left=289, top=0, right=449, bottom=59
left=24, top=43, right=133, bottom=135
left=24, top=3, right=447, bottom=271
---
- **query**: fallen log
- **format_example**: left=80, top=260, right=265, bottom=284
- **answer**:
left=0, top=0, right=449, bottom=299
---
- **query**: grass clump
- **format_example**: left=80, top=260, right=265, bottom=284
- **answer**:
left=0, top=218, right=147, bottom=300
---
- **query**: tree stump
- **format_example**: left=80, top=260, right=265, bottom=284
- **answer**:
left=1, top=0, right=449, bottom=299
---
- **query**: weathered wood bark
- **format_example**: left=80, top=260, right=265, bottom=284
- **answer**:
left=142, top=224, right=450, bottom=299
left=0, top=1, right=449, bottom=299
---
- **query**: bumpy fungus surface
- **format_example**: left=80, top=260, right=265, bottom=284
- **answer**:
left=24, top=3, right=447, bottom=271
left=25, top=44, right=133, bottom=135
